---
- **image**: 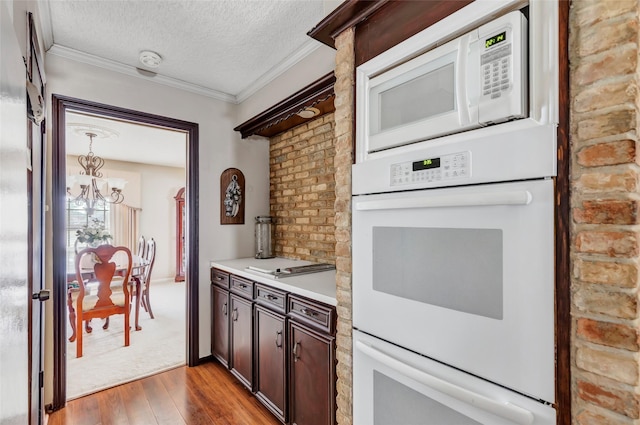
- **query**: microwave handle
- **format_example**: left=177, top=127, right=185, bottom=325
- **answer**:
left=355, top=189, right=532, bottom=211
left=355, top=341, right=534, bottom=425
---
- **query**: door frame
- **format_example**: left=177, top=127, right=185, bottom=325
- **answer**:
left=51, top=95, right=199, bottom=410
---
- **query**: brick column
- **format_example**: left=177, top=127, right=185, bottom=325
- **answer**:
left=570, top=1, right=640, bottom=422
left=333, top=27, right=355, bottom=425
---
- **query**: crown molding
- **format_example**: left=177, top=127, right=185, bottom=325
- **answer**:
left=235, top=39, right=321, bottom=104
left=47, top=44, right=237, bottom=103
left=46, top=40, right=322, bottom=105
left=36, top=0, right=54, bottom=50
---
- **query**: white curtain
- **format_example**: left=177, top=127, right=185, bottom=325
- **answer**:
left=111, top=203, right=141, bottom=252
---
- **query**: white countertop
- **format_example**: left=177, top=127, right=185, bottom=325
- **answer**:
left=210, top=257, right=337, bottom=306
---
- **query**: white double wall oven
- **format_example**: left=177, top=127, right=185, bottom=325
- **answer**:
left=351, top=1, right=559, bottom=424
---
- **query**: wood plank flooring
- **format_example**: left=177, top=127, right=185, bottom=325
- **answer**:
left=48, top=361, right=280, bottom=425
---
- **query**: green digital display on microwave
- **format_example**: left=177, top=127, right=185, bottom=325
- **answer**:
left=485, top=31, right=507, bottom=49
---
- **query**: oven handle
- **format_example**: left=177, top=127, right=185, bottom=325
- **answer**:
left=354, top=190, right=532, bottom=211
left=355, top=341, right=534, bottom=425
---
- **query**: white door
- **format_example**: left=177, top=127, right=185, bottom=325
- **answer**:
left=1, top=3, right=31, bottom=423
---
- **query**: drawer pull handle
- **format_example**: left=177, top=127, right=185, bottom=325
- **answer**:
left=264, top=294, right=278, bottom=301
left=238, top=283, right=248, bottom=289
left=300, top=308, right=317, bottom=317
left=293, top=341, right=301, bottom=362
left=216, top=276, right=224, bottom=281
left=275, top=330, right=283, bottom=348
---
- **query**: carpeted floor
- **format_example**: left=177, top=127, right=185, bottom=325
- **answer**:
left=66, top=279, right=186, bottom=400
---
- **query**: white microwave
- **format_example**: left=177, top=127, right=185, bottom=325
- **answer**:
left=358, top=10, right=528, bottom=154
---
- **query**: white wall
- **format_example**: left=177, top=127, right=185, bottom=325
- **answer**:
left=44, top=54, right=271, bottom=403
left=69, top=157, right=186, bottom=280
left=37, top=0, right=338, bottom=407
left=137, top=162, right=185, bottom=281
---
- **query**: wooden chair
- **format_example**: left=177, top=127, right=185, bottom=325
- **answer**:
left=137, top=235, right=146, bottom=259
left=139, top=238, right=157, bottom=319
left=70, top=244, right=132, bottom=358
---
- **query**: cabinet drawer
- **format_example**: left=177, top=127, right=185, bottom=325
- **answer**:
left=255, top=283, right=287, bottom=313
left=211, top=268, right=230, bottom=288
left=230, top=276, right=254, bottom=299
left=288, top=295, right=335, bottom=335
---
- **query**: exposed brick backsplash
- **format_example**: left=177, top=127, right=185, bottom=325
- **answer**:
left=269, top=113, right=336, bottom=263
left=571, top=0, right=640, bottom=422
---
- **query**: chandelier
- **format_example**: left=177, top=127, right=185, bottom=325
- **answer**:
left=67, top=132, right=126, bottom=215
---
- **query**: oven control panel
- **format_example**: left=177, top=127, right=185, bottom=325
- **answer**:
left=390, top=151, right=471, bottom=186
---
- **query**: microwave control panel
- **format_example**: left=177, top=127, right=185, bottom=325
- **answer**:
left=481, top=43, right=512, bottom=100
left=390, top=151, right=471, bottom=186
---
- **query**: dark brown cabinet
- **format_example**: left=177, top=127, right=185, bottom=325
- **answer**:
left=229, top=275, right=254, bottom=391
left=288, top=296, right=336, bottom=425
left=255, top=305, right=287, bottom=422
left=211, top=269, right=230, bottom=367
left=211, top=267, right=336, bottom=425
left=230, top=293, right=254, bottom=390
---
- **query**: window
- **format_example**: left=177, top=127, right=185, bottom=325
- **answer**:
left=66, top=200, right=110, bottom=270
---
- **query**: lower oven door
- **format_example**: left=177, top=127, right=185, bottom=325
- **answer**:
left=353, top=330, right=556, bottom=425
left=352, top=179, right=554, bottom=403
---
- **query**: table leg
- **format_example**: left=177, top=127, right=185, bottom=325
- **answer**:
left=134, top=277, right=142, bottom=331
left=67, top=291, right=77, bottom=343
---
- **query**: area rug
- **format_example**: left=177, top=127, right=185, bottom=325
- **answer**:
left=66, top=279, right=186, bottom=400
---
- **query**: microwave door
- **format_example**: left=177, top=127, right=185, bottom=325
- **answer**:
left=366, top=33, right=478, bottom=153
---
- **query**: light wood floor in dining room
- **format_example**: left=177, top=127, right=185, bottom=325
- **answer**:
left=47, top=361, right=280, bottom=425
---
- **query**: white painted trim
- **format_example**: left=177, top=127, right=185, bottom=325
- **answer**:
left=46, top=44, right=237, bottom=103
left=36, top=0, right=54, bottom=51
left=235, top=39, right=322, bottom=103
left=46, top=39, right=323, bottom=105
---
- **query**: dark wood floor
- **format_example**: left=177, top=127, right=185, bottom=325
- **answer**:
left=48, top=361, right=280, bottom=425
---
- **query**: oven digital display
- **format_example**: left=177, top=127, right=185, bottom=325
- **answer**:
left=413, top=158, right=441, bottom=171
left=485, top=31, right=507, bottom=49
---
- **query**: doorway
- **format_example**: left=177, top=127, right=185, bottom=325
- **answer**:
left=51, top=95, right=200, bottom=410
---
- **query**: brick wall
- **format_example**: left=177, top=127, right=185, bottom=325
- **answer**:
left=570, top=1, right=640, bottom=423
left=269, top=113, right=336, bottom=263
left=333, top=28, right=355, bottom=425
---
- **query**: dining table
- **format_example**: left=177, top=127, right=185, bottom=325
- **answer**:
left=66, top=254, right=149, bottom=343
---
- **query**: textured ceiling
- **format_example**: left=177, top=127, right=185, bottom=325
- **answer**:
left=43, top=0, right=327, bottom=102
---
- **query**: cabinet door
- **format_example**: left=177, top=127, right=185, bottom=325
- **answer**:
left=212, top=285, right=230, bottom=367
left=289, top=321, right=336, bottom=425
left=230, top=294, right=253, bottom=390
left=255, top=306, right=287, bottom=423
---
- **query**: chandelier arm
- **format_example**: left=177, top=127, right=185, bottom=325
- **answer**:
left=68, top=131, right=126, bottom=214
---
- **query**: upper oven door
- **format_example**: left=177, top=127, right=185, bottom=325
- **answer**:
left=352, top=179, right=555, bottom=404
